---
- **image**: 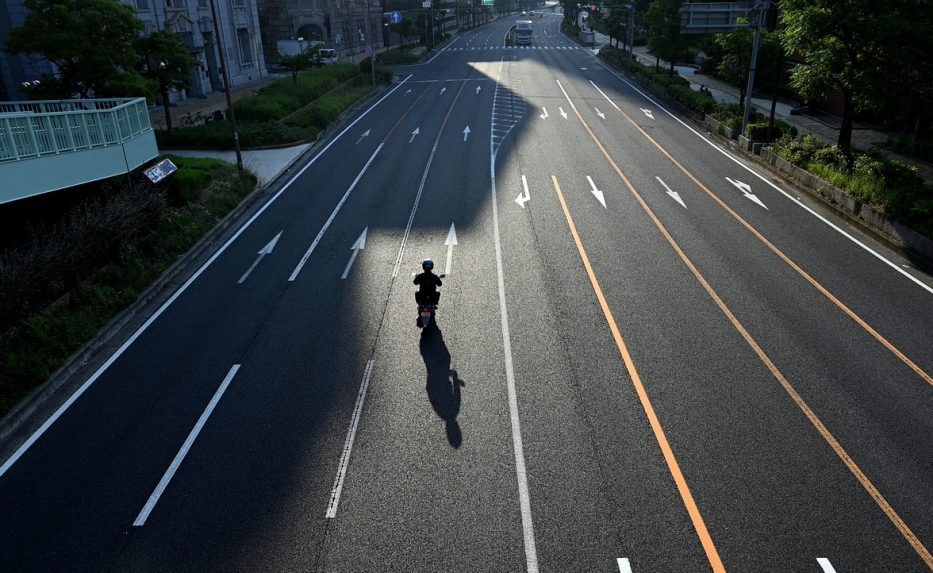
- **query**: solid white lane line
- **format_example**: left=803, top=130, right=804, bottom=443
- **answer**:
left=587, top=78, right=933, bottom=296
left=817, top=558, right=838, bottom=572
left=133, top=364, right=240, bottom=526
left=490, top=57, right=540, bottom=573
left=326, top=360, right=374, bottom=519
left=617, top=557, right=632, bottom=573
left=391, top=81, right=466, bottom=277
left=0, top=76, right=411, bottom=479
left=290, top=143, right=385, bottom=282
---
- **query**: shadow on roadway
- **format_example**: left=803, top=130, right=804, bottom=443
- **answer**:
left=419, top=325, right=465, bottom=448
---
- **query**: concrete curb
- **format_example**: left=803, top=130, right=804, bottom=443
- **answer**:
left=0, top=143, right=314, bottom=447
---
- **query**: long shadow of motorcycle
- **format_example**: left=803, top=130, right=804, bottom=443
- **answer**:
left=419, top=326, right=465, bottom=448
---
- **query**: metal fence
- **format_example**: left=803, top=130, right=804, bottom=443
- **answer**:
left=0, top=98, right=151, bottom=162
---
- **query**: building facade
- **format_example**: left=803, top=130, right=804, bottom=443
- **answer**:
left=0, top=0, right=55, bottom=101
left=0, top=0, right=267, bottom=103
left=256, top=0, right=385, bottom=68
left=124, top=0, right=269, bottom=104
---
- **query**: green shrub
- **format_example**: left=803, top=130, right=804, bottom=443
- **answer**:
left=173, top=168, right=210, bottom=204
left=669, top=84, right=716, bottom=115
left=744, top=120, right=798, bottom=141
left=376, top=44, right=428, bottom=65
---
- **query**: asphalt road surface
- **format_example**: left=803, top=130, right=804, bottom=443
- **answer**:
left=2, top=12, right=933, bottom=573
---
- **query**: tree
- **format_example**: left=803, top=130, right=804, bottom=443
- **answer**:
left=713, top=23, right=780, bottom=118
left=137, top=31, right=197, bottom=132
left=4, top=0, right=148, bottom=100
left=278, top=44, right=320, bottom=87
left=781, top=0, right=933, bottom=157
left=645, top=0, right=686, bottom=76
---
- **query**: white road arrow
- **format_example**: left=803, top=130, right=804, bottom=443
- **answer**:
left=444, top=222, right=458, bottom=275
left=476, top=86, right=482, bottom=94
left=725, top=176, right=768, bottom=209
left=355, top=129, right=370, bottom=145
left=440, top=87, right=447, bottom=95
left=586, top=176, right=607, bottom=208
left=595, top=108, right=606, bottom=119
left=516, top=175, right=531, bottom=208
left=238, top=231, right=282, bottom=283
left=409, top=127, right=420, bottom=143
left=463, top=126, right=471, bottom=141
left=656, top=176, right=686, bottom=209
left=341, top=227, right=368, bottom=279
left=540, top=107, right=549, bottom=119
left=404, top=88, right=411, bottom=96
left=559, top=107, right=568, bottom=119
left=641, top=108, right=654, bottom=120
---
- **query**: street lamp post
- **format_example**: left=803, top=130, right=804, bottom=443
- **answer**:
left=209, top=0, right=243, bottom=172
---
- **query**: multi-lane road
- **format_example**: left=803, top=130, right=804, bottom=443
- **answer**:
left=2, top=12, right=933, bottom=573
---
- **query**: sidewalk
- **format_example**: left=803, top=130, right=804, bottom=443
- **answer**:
left=148, top=76, right=280, bottom=130
left=592, top=33, right=933, bottom=184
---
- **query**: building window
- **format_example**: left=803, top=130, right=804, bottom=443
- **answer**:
left=237, top=28, right=254, bottom=63
left=198, top=0, right=208, bottom=7
left=166, top=0, right=186, bottom=7
left=135, top=0, right=150, bottom=8
left=232, top=0, right=245, bottom=6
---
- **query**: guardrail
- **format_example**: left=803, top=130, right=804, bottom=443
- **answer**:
left=0, top=97, right=151, bottom=162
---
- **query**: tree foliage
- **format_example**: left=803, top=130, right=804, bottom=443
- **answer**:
left=137, top=31, right=197, bottom=131
left=645, top=0, right=685, bottom=75
left=4, top=0, right=148, bottom=99
left=278, top=44, right=321, bottom=86
left=781, top=0, right=933, bottom=156
left=713, top=23, right=781, bottom=117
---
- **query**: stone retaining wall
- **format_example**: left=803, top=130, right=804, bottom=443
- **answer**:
left=760, top=148, right=933, bottom=261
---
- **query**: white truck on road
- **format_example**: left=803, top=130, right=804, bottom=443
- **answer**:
left=515, top=20, right=533, bottom=45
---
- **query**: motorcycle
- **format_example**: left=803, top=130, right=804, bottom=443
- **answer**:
left=415, top=273, right=444, bottom=330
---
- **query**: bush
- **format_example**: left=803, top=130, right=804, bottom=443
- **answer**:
left=669, top=84, right=716, bottom=115
left=376, top=44, right=428, bottom=65
left=173, top=168, right=210, bottom=204
left=744, top=120, right=798, bottom=141
left=769, top=135, right=933, bottom=236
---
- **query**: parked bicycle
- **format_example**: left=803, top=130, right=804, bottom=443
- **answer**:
left=180, top=110, right=206, bottom=127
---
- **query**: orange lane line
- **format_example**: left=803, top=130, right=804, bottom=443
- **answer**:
left=551, top=175, right=726, bottom=573
left=567, top=100, right=933, bottom=569
left=612, top=106, right=933, bottom=390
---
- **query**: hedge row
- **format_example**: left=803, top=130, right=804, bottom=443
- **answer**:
left=769, top=135, right=933, bottom=237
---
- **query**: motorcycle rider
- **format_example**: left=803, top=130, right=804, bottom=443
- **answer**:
left=414, top=259, right=442, bottom=324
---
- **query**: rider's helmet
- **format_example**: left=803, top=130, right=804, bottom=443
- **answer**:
left=422, top=259, right=434, bottom=272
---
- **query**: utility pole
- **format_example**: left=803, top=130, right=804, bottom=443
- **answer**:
left=209, top=0, right=243, bottom=172
left=741, top=0, right=765, bottom=137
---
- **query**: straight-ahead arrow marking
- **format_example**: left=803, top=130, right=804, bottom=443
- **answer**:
left=476, top=86, right=481, bottom=94
left=586, top=175, right=607, bottom=208
left=725, top=176, right=768, bottom=209
left=656, top=176, right=686, bottom=209
left=559, top=107, right=568, bottom=119
left=463, top=126, right=471, bottom=141
left=540, top=107, right=549, bottom=119
left=516, top=175, right=530, bottom=208
left=404, top=88, right=412, bottom=96
left=440, top=87, right=447, bottom=95
left=595, top=108, right=606, bottom=119
left=410, top=127, right=420, bottom=143
left=238, top=231, right=282, bottom=283
left=355, top=129, right=370, bottom=145
left=444, top=222, right=458, bottom=275
left=341, top=227, right=368, bottom=279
